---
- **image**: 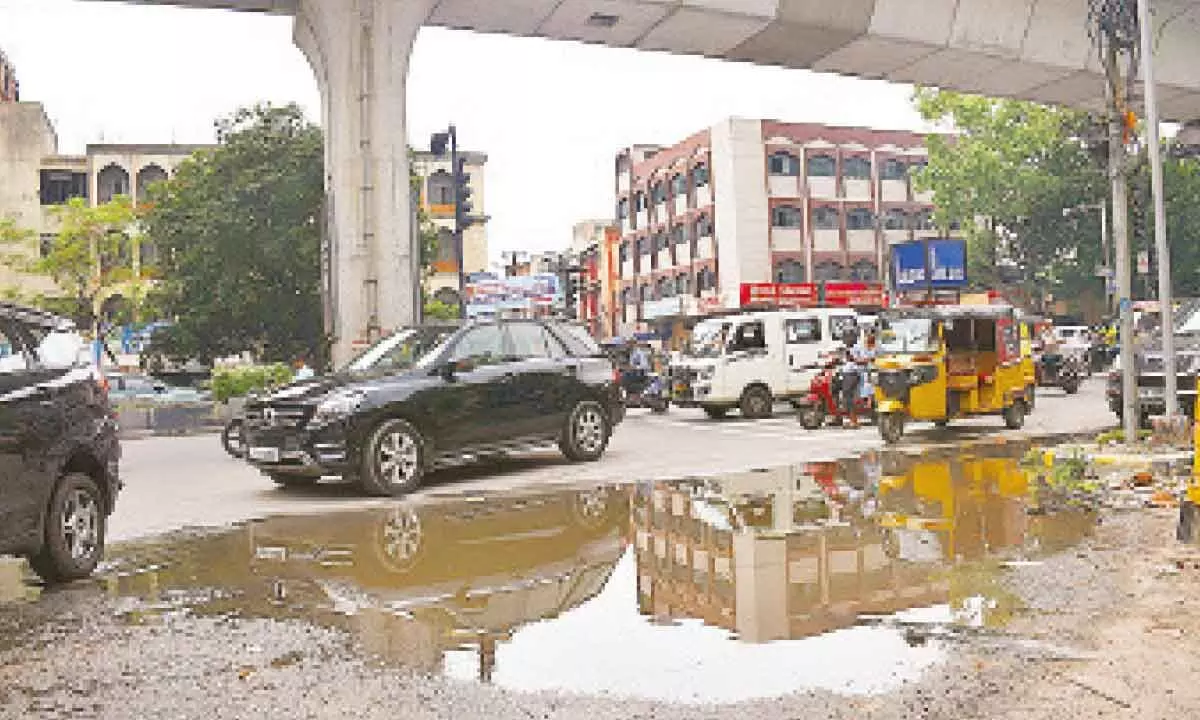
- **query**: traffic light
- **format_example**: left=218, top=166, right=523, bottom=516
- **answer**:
left=454, top=156, right=475, bottom=233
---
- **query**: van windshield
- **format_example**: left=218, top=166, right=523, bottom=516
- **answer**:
left=689, top=322, right=730, bottom=358
left=878, top=318, right=938, bottom=354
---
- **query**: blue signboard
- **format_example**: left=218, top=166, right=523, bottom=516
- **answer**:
left=891, top=238, right=968, bottom=290
left=892, top=241, right=929, bottom=290
left=927, top=239, right=967, bottom=288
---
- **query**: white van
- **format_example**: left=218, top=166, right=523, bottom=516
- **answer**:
left=671, top=309, right=859, bottom=419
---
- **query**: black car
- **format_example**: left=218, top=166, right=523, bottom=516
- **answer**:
left=0, top=303, right=121, bottom=582
left=242, top=319, right=624, bottom=496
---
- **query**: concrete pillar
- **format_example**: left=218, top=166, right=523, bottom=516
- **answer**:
left=294, top=0, right=432, bottom=367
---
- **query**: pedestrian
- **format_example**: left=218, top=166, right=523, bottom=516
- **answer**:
left=838, top=328, right=864, bottom=428
left=294, top=357, right=315, bottom=381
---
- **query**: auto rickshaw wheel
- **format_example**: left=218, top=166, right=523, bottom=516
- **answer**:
left=1003, top=400, right=1027, bottom=430
left=934, top=419, right=949, bottom=429
left=879, top=413, right=904, bottom=444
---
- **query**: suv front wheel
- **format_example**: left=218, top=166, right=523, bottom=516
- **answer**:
left=30, top=473, right=106, bottom=583
left=560, top=400, right=611, bottom=462
left=360, top=419, right=426, bottom=497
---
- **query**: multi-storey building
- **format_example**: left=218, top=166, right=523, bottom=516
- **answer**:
left=613, top=119, right=942, bottom=336
left=0, top=99, right=209, bottom=299
left=412, top=150, right=489, bottom=306
left=0, top=49, right=17, bottom=103
left=569, top=220, right=620, bottom=338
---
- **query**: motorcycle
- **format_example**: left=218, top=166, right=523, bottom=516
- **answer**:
left=1035, top=351, right=1081, bottom=395
left=795, top=357, right=875, bottom=429
left=621, top=369, right=669, bottom=413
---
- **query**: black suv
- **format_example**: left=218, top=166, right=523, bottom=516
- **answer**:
left=242, top=319, right=624, bottom=496
left=0, top=303, right=120, bottom=582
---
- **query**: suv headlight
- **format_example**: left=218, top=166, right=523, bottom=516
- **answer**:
left=314, top=390, right=366, bottom=422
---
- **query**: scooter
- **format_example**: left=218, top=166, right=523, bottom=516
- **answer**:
left=795, top=359, right=875, bottom=429
left=621, top=370, right=669, bottom=413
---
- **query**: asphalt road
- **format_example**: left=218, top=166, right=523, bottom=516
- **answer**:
left=109, top=378, right=1115, bottom=543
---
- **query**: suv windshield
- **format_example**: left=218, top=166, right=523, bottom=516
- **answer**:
left=878, top=318, right=938, bottom=354
left=344, top=327, right=456, bottom=374
left=689, top=321, right=730, bottom=358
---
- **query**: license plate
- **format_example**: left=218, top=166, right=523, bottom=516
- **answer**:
left=248, top=446, right=281, bottom=463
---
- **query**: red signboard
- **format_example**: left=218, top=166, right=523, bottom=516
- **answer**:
left=739, top=282, right=885, bottom=309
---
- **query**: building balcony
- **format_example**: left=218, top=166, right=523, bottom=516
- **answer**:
left=813, top=229, right=840, bottom=252
left=843, top=178, right=871, bottom=202
left=847, top=229, right=877, bottom=253
left=637, top=209, right=649, bottom=228
left=428, top=203, right=455, bottom=219
left=768, top=175, right=801, bottom=198
left=772, top=227, right=804, bottom=253
left=655, top=202, right=669, bottom=224
left=623, top=216, right=635, bottom=234
left=697, top=236, right=716, bottom=260
left=676, top=243, right=692, bottom=266
left=618, top=174, right=630, bottom=195
left=696, top=186, right=712, bottom=207
left=808, top=176, right=837, bottom=199
left=621, top=259, right=635, bottom=279
left=673, top=195, right=687, bottom=216
left=915, top=188, right=935, bottom=203
left=881, top=179, right=908, bottom=203
left=884, top=229, right=911, bottom=245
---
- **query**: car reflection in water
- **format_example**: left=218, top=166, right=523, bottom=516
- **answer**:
left=99, top=442, right=1097, bottom=705
left=101, top=486, right=629, bottom=682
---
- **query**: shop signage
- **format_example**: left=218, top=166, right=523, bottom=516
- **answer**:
left=738, top=282, right=884, bottom=309
left=892, top=238, right=968, bottom=290
left=642, top=297, right=683, bottom=320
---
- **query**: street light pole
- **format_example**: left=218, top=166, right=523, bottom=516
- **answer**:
left=1139, top=0, right=1177, bottom=418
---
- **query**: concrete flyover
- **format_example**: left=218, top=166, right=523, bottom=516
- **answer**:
left=86, top=0, right=1200, bottom=364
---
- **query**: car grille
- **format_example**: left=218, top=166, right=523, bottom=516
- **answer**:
left=245, top=404, right=314, bottom=429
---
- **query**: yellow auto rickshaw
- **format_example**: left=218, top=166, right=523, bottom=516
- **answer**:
left=873, top=305, right=1032, bottom=444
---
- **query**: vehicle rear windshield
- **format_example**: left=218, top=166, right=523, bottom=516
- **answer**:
left=552, top=323, right=604, bottom=357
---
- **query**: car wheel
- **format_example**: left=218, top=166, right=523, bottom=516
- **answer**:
left=221, top=419, right=246, bottom=458
left=29, top=473, right=106, bottom=583
left=559, top=400, right=610, bottom=462
left=359, top=419, right=425, bottom=497
left=739, top=386, right=773, bottom=420
left=1004, top=401, right=1026, bottom=430
left=268, top=473, right=319, bottom=489
left=702, top=405, right=728, bottom=420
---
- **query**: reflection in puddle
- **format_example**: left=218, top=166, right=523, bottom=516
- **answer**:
left=85, top=440, right=1095, bottom=704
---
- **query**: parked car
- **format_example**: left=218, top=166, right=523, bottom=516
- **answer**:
left=1108, top=347, right=1200, bottom=425
left=241, top=319, right=624, bottom=496
left=106, top=373, right=210, bottom=403
left=0, top=303, right=121, bottom=582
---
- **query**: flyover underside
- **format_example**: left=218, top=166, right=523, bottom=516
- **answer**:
left=97, top=0, right=1200, bottom=119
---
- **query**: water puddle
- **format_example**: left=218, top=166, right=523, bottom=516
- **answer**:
left=34, top=439, right=1099, bottom=703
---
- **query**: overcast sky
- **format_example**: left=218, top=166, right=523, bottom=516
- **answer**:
left=1, top=0, right=928, bottom=260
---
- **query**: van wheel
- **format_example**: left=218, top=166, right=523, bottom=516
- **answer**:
left=879, top=413, right=905, bottom=444
left=560, top=400, right=610, bottom=462
left=1004, top=401, right=1026, bottom=430
left=740, top=386, right=773, bottom=420
left=360, top=419, right=425, bottom=497
left=799, top=406, right=825, bottom=430
left=29, top=473, right=106, bottom=583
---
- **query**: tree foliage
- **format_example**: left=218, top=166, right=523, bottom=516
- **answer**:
left=143, top=103, right=325, bottom=367
left=0, top=197, right=148, bottom=328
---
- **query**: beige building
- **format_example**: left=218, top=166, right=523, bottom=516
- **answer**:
left=0, top=99, right=208, bottom=300
left=411, top=150, right=488, bottom=306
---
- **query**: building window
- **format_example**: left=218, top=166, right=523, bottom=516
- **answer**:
left=96, top=164, right=130, bottom=204
left=696, top=267, right=717, bottom=292
left=435, top=228, right=456, bottom=263
left=847, top=208, right=875, bottom=231
left=696, top=214, right=713, bottom=237
left=843, top=157, right=871, bottom=180
left=676, top=274, right=689, bottom=296
left=639, top=284, right=651, bottom=302
left=813, top=207, right=839, bottom=230
left=136, top=164, right=168, bottom=204
left=634, top=191, right=647, bottom=212
left=619, top=241, right=630, bottom=263
left=813, top=261, right=844, bottom=282
left=911, top=209, right=935, bottom=231
left=651, top=182, right=667, bottom=204
left=672, top=224, right=687, bottom=246
left=39, top=171, right=88, bottom=206
left=881, top=159, right=907, bottom=181
left=909, top=160, right=929, bottom=180
left=428, top=170, right=454, bottom=205
left=775, top=260, right=805, bottom=283
left=617, top=197, right=629, bottom=220
left=671, top=173, right=688, bottom=196
left=884, top=209, right=907, bottom=230
left=654, top=233, right=669, bottom=252
left=768, top=151, right=800, bottom=176
left=807, top=154, right=836, bottom=178
left=692, top=163, right=710, bottom=188
left=658, top=276, right=673, bottom=298
left=850, top=261, right=878, bottom=282
left=39, top=234, right=55, bottom=258
left=637, top=237, right=650, bottom=256
left=772, top=205, right=803, bottom=228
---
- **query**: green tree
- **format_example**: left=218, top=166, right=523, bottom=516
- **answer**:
left=0, top=197, right=148, bottom=329
left=913, top=89, right=1107, bottom=309
left=143, top=103, right=325, bottom=367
